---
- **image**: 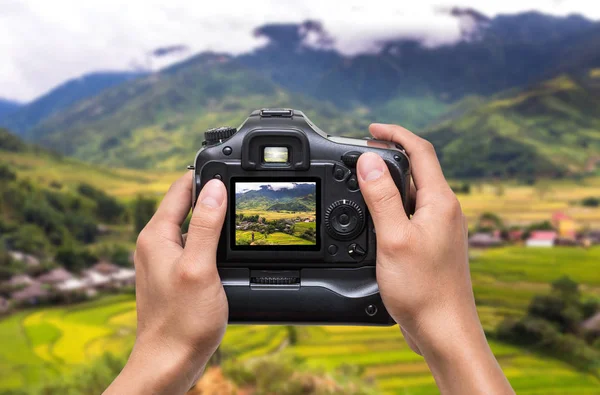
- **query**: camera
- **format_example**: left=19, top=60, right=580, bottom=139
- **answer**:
left=190, top=109, right=411, bottom=325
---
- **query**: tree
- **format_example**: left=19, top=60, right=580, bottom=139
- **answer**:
left=551, top=276, right=580, bottom=304
left=6, top=224, right=50, bottom=256
left=133, top=195, right=156, bottom=234
left=55, top=244, right=97, bottom=273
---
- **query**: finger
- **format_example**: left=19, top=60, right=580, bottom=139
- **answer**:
left=357, top=152, right=410, bottom=245
left=369, top=123, right=448, bottom=194
left=182, top=179, right=227, bottom=264
left=143, top=172, right=192, bottom=249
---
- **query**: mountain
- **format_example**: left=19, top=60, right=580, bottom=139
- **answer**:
left=0, top=99, right=21, bottom=119
left=236, top=183, right=316, bottom=211
left=0, top=71, right=145, bottom=134
left=238, top=13, right=600, bottom=127
left=18, top=11, right=600, bottom=179
left=28, top=53, right=370, bottom=169
left=424, top=70, right=600, bottom=179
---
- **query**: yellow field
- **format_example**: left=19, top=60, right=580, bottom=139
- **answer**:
left=2, top=151, right=180, bottom=199
left=456, top=179, right=600, bottom=227
left=237, top=209, right=315, bottom=221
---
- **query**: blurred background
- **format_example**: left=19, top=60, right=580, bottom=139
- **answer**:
left=1, top=1, right=600, bottom=393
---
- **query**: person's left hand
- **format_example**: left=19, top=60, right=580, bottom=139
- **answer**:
left=105, top=172, right=228, bottom=395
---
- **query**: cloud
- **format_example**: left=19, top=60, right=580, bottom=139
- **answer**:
left=1, top=0, right=599, bottom=101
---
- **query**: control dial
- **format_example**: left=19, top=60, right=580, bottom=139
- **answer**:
left=204, top=126, right=237, bottom=145
left=324, top=200, right=365, bottom=240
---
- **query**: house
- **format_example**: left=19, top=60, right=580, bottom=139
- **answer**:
left=8, top=251, right=40, bottom=267
left=55, top=277, right=97, bottom=298
left=11, top=282, right=49, bottom=305
left=0, top=297, right=9, bottom=314
left=468, top=233, right=503, bottom=248
left=91, top=260, right=121, bottom=276
left=83, top=269, right=112, bottom=289
left=581, top=311, right=600, bottom=340
left=5, top=274, right=36, bottom=288
left=111, top=268, right=136, bottom=288
left=526, top=231, right=557, bottom=247
left=36, top=268, right=74, bottom=285
left=552, top=212, right=577, bottom=240
left=508, top=230, right=524, bottom=243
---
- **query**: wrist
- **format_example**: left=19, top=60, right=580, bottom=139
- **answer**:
left=105, top=337, right=209, bottom=395
left=413, top=306, right=513, bottom=394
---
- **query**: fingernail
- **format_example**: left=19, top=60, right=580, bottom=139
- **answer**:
left=200, top=179, right=225, bottom=208
left=358, top=152, right=385, bottom=182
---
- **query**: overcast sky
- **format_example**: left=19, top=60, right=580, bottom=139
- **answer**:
left=2, top=0, right=600, bottom=102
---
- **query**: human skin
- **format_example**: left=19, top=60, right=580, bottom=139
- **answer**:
left=105, top=124, right=514, bottom=395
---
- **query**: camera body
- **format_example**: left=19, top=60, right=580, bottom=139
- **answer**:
left=191, top=109, right=410, bottom=325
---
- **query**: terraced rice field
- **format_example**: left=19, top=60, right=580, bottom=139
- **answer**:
left=1, top=246, right=599, bottom=393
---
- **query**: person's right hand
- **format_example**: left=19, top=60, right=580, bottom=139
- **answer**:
left=357, top=124, right=514, bottom=395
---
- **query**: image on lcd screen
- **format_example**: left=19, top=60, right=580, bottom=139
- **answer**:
left=235, top=181, right=317, bottom=246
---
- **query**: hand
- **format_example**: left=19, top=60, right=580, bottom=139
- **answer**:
left=105, top=173, right=228, bottom=395
left=357, top=124, right=514, bottom=394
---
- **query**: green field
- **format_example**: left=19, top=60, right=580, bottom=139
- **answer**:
left=237, top=209, right=315, bottom=221
left=235, top=230, right=314, bottom=245
left=1, top=246, right=599, bottom=393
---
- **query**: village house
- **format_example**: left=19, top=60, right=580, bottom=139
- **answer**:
left=581, top=311, right=600, bottom=341
left=82, top=269, right=112, bottom=289
left=111, top=268, right=136, bottom=288
left=526, top=231, right=557, bottom=247
left=8, top=251, right=40, bottom=267
left=10, top=282, right=49, bottom=305
left=36, top=268, right=74, bottom=285
left=507, top=229, right=524, bottom=243
left=552, top=212, right=577, bottom=240
left=92, top=260, right=121, bottom=276
left=5, top=274, right=36, bottom=288
left=0, top=296, right=9, bottom=314
left=468, top=232, right=503, bottom=248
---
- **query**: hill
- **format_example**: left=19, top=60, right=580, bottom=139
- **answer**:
left=425, top=70, right=600, bottom=179
left=0, top=71, right=145, bottom=134
left=236, top=183, right=317, bottom=212
left=0, top=99, right=20, bottom=119
left=28, top=54, right=369, bottom=170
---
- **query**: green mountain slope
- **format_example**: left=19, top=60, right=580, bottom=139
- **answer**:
left=425, top=70, right=600, bottom=178
left=31, top=54, right=370, bottom=170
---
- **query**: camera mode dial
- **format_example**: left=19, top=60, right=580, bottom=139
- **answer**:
left=325, top=200, right=365, bottom=240
left=204, top=126, right=237, bottom=145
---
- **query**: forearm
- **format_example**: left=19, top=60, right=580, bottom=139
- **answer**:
left=415, top=308, right=514, bottom=395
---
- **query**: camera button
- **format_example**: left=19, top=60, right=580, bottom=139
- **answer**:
left=213, top=174, right=222, bottom=180
left=347, top=175, right=359, bottom=191
left=333, top=165, right=350, bottom=181
left=222, top=146, right=232, bottom=155
left=327, top=244, right=338, bottom=256
left=348, top=243, right=366, bottom=258
left=365, top=304, right=378, bottom=316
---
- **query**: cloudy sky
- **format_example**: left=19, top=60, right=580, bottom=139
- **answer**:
left=2, top=0, right=600, bottom=102
left=236, top=182, right=315, bottom=194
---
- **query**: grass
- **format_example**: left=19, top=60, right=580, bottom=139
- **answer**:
left=1, top=244, right=600, bottom=394
left=237, top=209, right=315, bottom=221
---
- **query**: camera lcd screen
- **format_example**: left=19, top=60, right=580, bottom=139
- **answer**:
left=232, top=179, right=319, bottom=249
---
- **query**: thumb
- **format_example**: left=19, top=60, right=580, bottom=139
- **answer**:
left=183, top=179, right=227, bottom=262
left=357, top=153, right=409, bottom=247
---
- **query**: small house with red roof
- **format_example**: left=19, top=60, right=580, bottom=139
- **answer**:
left=551, top=212, right=577, bottom=240
left=526, top=231, right=557, bottom=248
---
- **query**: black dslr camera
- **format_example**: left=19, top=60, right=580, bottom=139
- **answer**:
left=191, top=109, right=411, bottom=325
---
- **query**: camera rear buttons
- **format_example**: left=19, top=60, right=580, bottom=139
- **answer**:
left=327, top=244, right=338, bottom=256
left=324, top=200, right=365, bottom=240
